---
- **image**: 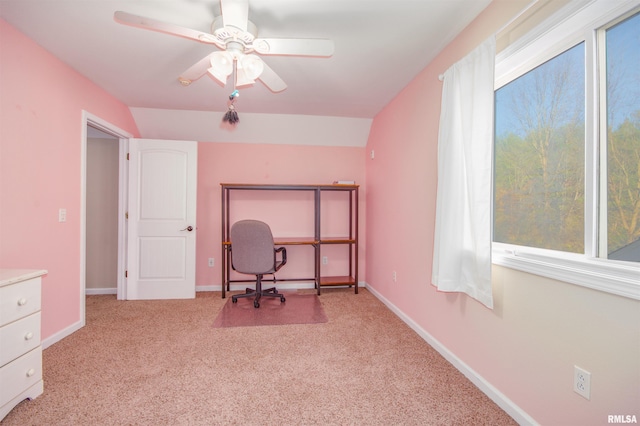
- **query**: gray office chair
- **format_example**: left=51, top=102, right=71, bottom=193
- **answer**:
left=230, top=220, right=287, bottom=308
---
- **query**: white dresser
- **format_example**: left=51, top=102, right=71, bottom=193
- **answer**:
left=0, top=269, right=46, bottom=421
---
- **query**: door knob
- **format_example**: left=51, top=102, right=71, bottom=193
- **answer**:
left=181, top=226, right=194, bottom=232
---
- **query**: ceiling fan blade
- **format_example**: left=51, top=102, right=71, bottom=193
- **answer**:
left=178, top=53, right=217, bottom=85
left=253, top=38, right=334, bottom=57
left=220, top=0, right=249, bottom=32
left=257, top=60, right=287, bottom=93
left=114, top=11, right=223, bottom=48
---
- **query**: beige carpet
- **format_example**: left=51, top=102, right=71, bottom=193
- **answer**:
left=3, top=288, right=516, bottom=425
left=213, top=292, right=328, bottom=328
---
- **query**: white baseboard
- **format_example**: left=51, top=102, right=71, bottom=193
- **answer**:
left=86, top=288, right=117, bottom=295
left=364, top=283, right=537, bottom=426
left=196, top=282, right=319, bottom=292
left=197, top=282, right=366, bottom=293
left=85, top=283, right=322, bottom=295
left=196, top=285, right=218, bottom=292
left=42, top=318, right=84, bottom=350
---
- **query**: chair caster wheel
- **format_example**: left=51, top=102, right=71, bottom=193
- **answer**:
left=232, top=297, right=237, bottom=303
left=254, top=300, right=260, bottom=308
left=281, top=296, right=286, bottom=302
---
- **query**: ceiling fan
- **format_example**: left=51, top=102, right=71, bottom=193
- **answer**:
left=114, top=0, right=334, bottom=93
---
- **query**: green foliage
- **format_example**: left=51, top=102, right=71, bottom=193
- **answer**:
left=607, top=111, right=640, bottom=252
left=494, top=124, right=585, bottom=252
left=494, top=111, right=640, bottom=255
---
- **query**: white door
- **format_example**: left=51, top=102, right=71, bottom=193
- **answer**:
left=126, top=139, right=198, bottom=300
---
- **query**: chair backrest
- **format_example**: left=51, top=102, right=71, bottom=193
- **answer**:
left=230, top=220, right=276, bottom=274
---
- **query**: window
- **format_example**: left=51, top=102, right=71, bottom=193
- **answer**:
left=602, top=12, right=640, bottom=262
left=495, top=43, right=586, bottom=253
left=493, top=0, right=640, bottom=299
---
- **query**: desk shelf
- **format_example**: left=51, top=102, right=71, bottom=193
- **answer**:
left=221, top=183, right=359, bottom=298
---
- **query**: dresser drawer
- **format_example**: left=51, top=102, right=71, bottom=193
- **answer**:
left=0, top=346, right=42, bottom=408
left=0, top=312, right=41, bottom=367
left=0, top=277, right=41, bottom=326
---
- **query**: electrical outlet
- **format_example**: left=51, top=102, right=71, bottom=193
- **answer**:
left=574, top=365, right=591, bottom=400
left=392, top=271, right=397, bottom=282
left=58, top=208, right=66, bottom=223
left=370, top=149, right=375, bottom=159
left=322, top=256, right=328, bottom=265
left=208, top=258, right=214, bottom=267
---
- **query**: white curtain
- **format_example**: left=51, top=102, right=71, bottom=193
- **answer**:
left=432, top=36, right=496, bottom=309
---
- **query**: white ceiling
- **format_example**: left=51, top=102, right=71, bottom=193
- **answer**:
left=0, top=0, right=493, bottom=121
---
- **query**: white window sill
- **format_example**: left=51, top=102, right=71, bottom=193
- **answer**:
left=492, top=245, right=640, bottom=300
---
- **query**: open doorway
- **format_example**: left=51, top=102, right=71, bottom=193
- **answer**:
left=81, top=111, right=132, bottom=327
left=86, top=126, right=119, bottom=295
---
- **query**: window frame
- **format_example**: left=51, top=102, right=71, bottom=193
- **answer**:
left=492, top=0, right=640, bottom=300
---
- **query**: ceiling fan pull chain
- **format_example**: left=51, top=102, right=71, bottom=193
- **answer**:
left=223, top=103, right=239, bottom=125
left=222, top=62, right=240, bottom=125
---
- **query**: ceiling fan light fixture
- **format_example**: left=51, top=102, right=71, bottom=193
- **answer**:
left=208, top=52, right=233, bottom=85
left=211, top=51, right=233, bottom=69
left=238, top=54, right=264, bottom=81
left=207, top=66, right=229, bottom=85
left=235, top=67, right=255, bottom=87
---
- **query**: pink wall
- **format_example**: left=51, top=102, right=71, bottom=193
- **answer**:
left=195, top=142, right=366, bottom=288
left=365, top=1, right=639, bottom=424
left=0, top=19, right=140, bottom=339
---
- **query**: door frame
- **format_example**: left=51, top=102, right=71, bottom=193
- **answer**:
left=81, top=111, right=133, bottom=325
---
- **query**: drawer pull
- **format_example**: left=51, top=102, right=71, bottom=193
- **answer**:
left=17, top=298, right=28, bottom=306
left=26, top=368, right=36, bottom=377
left=25, top=332, right=34, bottom=340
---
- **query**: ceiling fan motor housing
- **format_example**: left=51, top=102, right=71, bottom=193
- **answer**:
left=212, top=16, right=258, bottom=52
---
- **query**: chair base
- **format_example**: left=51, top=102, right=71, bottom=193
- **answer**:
left=231, top=275, right=286, bottom=308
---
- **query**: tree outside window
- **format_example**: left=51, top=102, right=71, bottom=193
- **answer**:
left=605, top=12, right=640, bottom=261
left=494, top=44, right=585, bottom=254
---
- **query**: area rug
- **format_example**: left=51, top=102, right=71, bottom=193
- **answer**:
left=213, top=292, right=328, bottom=328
